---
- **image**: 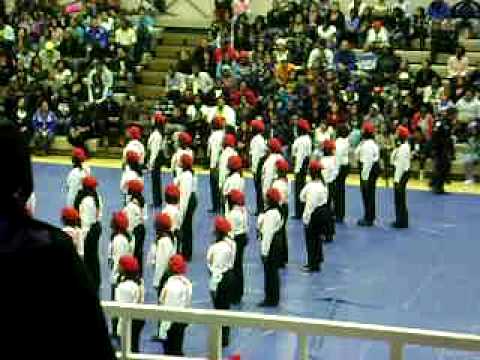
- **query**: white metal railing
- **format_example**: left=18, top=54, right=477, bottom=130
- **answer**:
left=102, top=301, right=480, bottom=360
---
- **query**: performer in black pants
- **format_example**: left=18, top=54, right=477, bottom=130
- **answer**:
left=207, top=115, right=226, bottom=213
left=249, top=119, right=268, bottom=214
left=147, top=111, right=167, bottom=208
left=334, top=124, right=350, bottom=223
left=292, top=119, right=312, bottom=218
left=272, top=158, right=290, bottom=267
left=322, top=139, right=338, bottom=242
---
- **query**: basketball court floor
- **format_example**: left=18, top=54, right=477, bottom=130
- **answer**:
left=32, top=158, right=480, bottom=359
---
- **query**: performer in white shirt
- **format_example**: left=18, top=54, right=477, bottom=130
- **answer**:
left=261, top=137, right=284, bottom=206
left=61, top=206, right=83, bottom=257
left=226, top=189, right=248, bottom=304
left=66, top=147, right=90, bottom=206
left=249, top=119, right=267, bottom=214
left=148, top=111, right=167, bottom=208
left=171, top=132, right=193, bottom=178
left=322, top=139, right=338, bottom=243
left=222, top=155, right=245, bottom=213
left=257, top=188, right=284, bottom=307
left=355, top=122, right=381, bottom=226
left=163, top=183, right=182, bottom=249
left=300, top=160, right=329, bottom=273
left=151, top=213, right=176, bottom=296
left=292, top=119, right=312, bottom=219
left=218, top=133, right=238, bottom=196
left=25, top=192, right=36, bottom=217
left=175, top=154, right=197, bottom=261
left=272, top=158, right=289, bottom=267
left=159, top=255, right=192, bottom=355
left=207, top=216, right=236, bottom=347
left=334, top=125, right=351, bottom=223
left=122, top=124, right=145, bottom=166
left=207, top=116, right=226, bottom=213
left=120, top=150, right=143, bottom=204
left=391, top=125, right=411, bottom=228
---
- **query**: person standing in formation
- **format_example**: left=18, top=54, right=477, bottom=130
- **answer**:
left=207, top=216, right=236, bottom=347
left=114, top=255, right=145, bottom=353
left=300, top=160, right=329, bottom=273
left=222, top=155, right=245, bottom=213
left=207, top=115, right=226, bottom=213
left=147, top=111, right=167, bottom=209
left=74, top=175, right=102, bottom=293
left=334, top=124, right=350, bottom=223
left=249, top=119, right=268, bottom=214
left=226, top=189, right=248, bottom=304
left=391, top=125, right=411, bottom=228
left=292, top=119, right=312, bottom=219
left=218, top=133, right=238, bottom=213
left=66, top=147, right=90, bottom=206
left=272, top=158, right=290, bottom=267
left=257, top=188, right=284, bottom=307
left=321, top=139, right=338, bottom=242
left=175, top=154, right=197, bottom=261
left=159, top=255, right=192, bottom=356
left=120, top=150, right=143, bottom=204
left=355, top=121, right=380, bottom=227
left=261, top=138, right=284, bottom=208
left=171, top=132, right=194, bottom=178
left=61, top=206, right=83, bottom=257
left=123, top=124, right=145, bottom=166
left=162, top=183, right=182, bottom=251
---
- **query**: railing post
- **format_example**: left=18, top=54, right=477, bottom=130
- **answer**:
left=120, top=316, right=132, bottom=360
left=390, top=340, right=404, bottom=360
left=298, top=334, right=309, bottom=360
left=208, top=324, right=223, bottom=360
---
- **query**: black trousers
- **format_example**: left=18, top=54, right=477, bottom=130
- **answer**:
left=294, top=171, right=307, bottom=218
left=304, top=205, right=329, bottom=269
left=163, top=323, right=187, bottom=355
left=211, top=271, right=233, bottom=346
left=84, top=222, right=102, bottom=294
left=151, top=153, right=163, bottom=208
left=133, top=224, right=146, bottom=275
left=254, top=159, right=266, bottom=213
left=209, top=168, right=220, bottom=212
left=180, top=194, right=197, bottom=261
left=131, top=320, right=145, bottom=353
left=335, top=165, right=350, bottom=222
left=431, top=156, right=451, bottom=194
left=394, top=172, right=410, bottom=227
left=279, top=204, right=289, bottom=265
left=360, top=162, right=380, bottom=224
left=262, top=257, right=280, bottom=305
left=327, top=182, right=336, bottom=240
left=232, top=234, right=247, bottom=303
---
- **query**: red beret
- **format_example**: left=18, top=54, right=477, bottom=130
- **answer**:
left=112, top=211, right=129, bottom=232
left=154, top=111, right=167, bottom=125
left=266, top=187, right=282, bottom=204
left=224, top=133, right=237, bottom=147
left=155, top=212, right=172, bottom=232
left=397, top=125, right=410, bottom=139
left=275, top=158, right=289, bottom=172
left=169, top=254, right=187, bottom=274
left=214, top=216, right=232, bottom=235
left=61, top=206, right=80, bottom=222
left=178, top=132, right=193, bottom=146
left=228, top=189, right=245, bottom=206
left=127, top=125, right=142, bottom=140
left=82, top=175, right=98, bottom=189
left=126, top=150, right=140, bottom=164
left=251, top=119, right=265, bottom=133
left=180, top=154, right=193, bottom=169
left=309, top=160, right=324, bottom=172
left=165, top=183, right=180, bottom=199
left=297, top=119, right=311, bottom=132
left=323, top=139, right=336, bottom=152
left=72, top=147, right=87, bottom=162
left=213, top=115, right=226, bottom=129
left=268, top=138, right=283, bottom=153
left=119, top=255, right=139, bottom=274
left=227, top=155, right=243, bottom=171
left=127, top=179, right=144, bottom=193
left=362, top=121, right=376, bottom=134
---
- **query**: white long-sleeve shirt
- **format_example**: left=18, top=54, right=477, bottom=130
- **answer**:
left=174, top=170, right=196, bottom=218
left=218, top=146, right=238, bottom=189
left=115, top=279, right=144, bottom=335
left=110, top=233, right=133, bottom=282
left=391, top=142, right=411, bottom=183
left=226, top=205, right=249, bottom=236
left=151, top=235, right=176, bottom=288
left=335, top=137, right=350, bottom=167
left=257, top=208, right=283, bottom=257
left=123, top=139, right=145, bottom=165
left=292, top=135, right=312, bottom=174
left=147, top=129, right=165, bottom=170
left=66, top=166, right=90, bottom=206
left=207, top=129, right=225, bottom=169
left=207, top=105, right=236, bottom=128
left=120, top=166, right=142, bottom=194
left=300, top=180, right=328, bottom=225
left=261, top=153, right=284, bottom=196
left=162, top=203, right=182, bottom=232
left=272, top=178, right=289, bottom=205
left=63, top=226, right=84, bottom=257
left=250, top=134, right=268, bottom=175
left=222, top=172, right=245, bottom=196
left=355, top=139, right=380, bottom=181
left=123, top=200, right=144, bottom=234
left=207, top=238, right=236, bottom=291
left=79, top=195, right=101, bottom=230
left=171, top=147, right=194, bottom=178
left=321, top=155, right=338, bottom=184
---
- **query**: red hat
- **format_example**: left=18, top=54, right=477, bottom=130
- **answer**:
left=297, top=119, right=311, bottom=132
left=126, top=150, right=140, bottom=164
left=82, top=175, right=98, bottom=189
left=266, top=188, right=282, bottom=204
left=362, top=121, right=376, bottom=135
left=169, top=254, right=187, bottom=274
left=61, top=207, right=80, bottom=222
left=268, top=138, right=282, bottom=153
left=165, top=183, right=180, bottom=200
left=251, top=119, right=265, bottom=133
left=180, top=154, right=193, bottom=169
left=228, top=189, right=245, bottom=206
left=72, top=147, right=87, bottom=162
left=154, top=111, right=167, bottom=125
left=155, top=212, right=172, bottom=232
left=119, top=255, right=139, bottom=274
left=127, top=125, right=142, bottom=140
left=309, top=160, right=324, bottom=172
left=127, top=179, right=144, bottom=193
left=224, top=133, right=237, bottom=147
left=397, top=125, right=410, bottom=140
left=214, top=216, right=232, bottom=235
left=275, top=158, right=289, bottom=172
left=323, top=139, right=336, bottom=152
left=178, top=132, right=193, bottom=146
left=112, top=211, right=129, bottom=232
left=213, top=115, right=226, bottom=129
left=227, top=155, right=243, bottom=171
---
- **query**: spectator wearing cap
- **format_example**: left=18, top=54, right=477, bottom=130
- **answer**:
left=391, top=126, right=411, bottom=228
left=222, top=155, right=245, bottom=213
left=61, top=207, right=83, bottom=257
left=207, top=116, right=226, bottom=213
left=32, top=99, right=57, bottom=155
left=148, top=112, right=168, bottom=208
left=292, top=119, right=313, bottom=219
left=171, top=131, right=194, bottom=178
left=249, top=119, right=268, bottom=214
left=66, top=147, right=91, bottom=206
left=261, top=138, right=285, bottom=206
left=272, top=158, right=289, bottom=267
left=364, top=20, right=389, bottom=50
left=334, top=125, right=351, bottom=223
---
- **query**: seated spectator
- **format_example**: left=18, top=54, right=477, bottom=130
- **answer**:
left=317, top=21, right=337, bottom=46
left=115, top=18, right=137, bottom=58
left=51, top=59, right=73, bottom=90
left=32, top=99, right=57, bottom=155
left=463, top=120, right=480, bottom=183
left=177, top=48, right=193, bottom=74
left=230, top=80, right=258, bottom=107
left=87, top=60, right=114, bottom=105
left=165, top=64, right=186, bottom=101
left=110, top=47, right=134, bottom=83
left=307, top=39, right=334, bottom=71
left=451, top=0, right=480, bottom=37
left=214, top=39, right=238, bottom=65
left=430, top=19, right=458, bottom=63
left=345, top=9, right=361, bottom=45
left=0, top=17, right=15, bottom=50
left=208, top=94, right=236, bottom=128
left=375, top=45, right=401, bottom=84
left=412, top=105, right=434, bottom=139
left=423, top=76, right=446, bottom=110
left=411, top=7, right=428, bottom=49
left=335, top=40, right=356, bottom=71
left=85, top=17, right=109, bottom=58
left=364, top=20, right=389, bottom=51
left=189, top=64, right=215, bottom=96
left=39, top=41, right=61, bottom=72
left=448, top=46, right=469, bottom=78
left=456, top=88, right=480, bottom=137
left=275, top=58, right=296, bottom=86
left=427, top=0, right=451, bottom=20
left=14, top=97, right=33, bottom=145
left=390, top=8, right=411, bottom=48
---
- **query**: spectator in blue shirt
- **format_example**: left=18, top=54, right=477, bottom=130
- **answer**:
left=335, top=40, right=356, bottom=71
left=32, top=99, right=57, bottom=154
left=86, top=17, right=109, bottom=58
left=427, top=0, right=451, bottom=20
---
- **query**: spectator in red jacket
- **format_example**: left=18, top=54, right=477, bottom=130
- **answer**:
left=214, top=39, right=238, bottom=64
left=411, top=105, right=434, bottom=139
left=230, top=80, right=258, bottom=107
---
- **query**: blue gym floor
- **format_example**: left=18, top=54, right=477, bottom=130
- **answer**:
left=33, top=163, right=480, bottom=359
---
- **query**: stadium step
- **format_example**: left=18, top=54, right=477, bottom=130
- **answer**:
left=155, top=44, right=196, bottom=59
left=159, top=31, right=205, bottom=46
left=134, top=84, right=166, bottom=99
left=147, top=58, right=177, bottom=72
left=141, top=71, right=167, bottom=86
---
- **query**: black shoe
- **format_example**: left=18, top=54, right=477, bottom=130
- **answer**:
left=357, top=219, right=373, bottom=227
left=391, top=222, right=408, bottom=229
left=324, top=235, right=334, bottom=243
left=335, top=218, right=344, bottom=224
left=257, top=300, right=278, bottom=307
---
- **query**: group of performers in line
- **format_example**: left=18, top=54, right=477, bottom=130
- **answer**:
left=57, top=111, right=411, bottom=355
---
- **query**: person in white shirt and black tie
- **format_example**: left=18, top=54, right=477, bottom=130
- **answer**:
left=249, top=119, right=268, bottom=214
left=292, top=119, right=313, bottom=219
left=163, top=183, right=182, bottom=250
left=257, top=188, right=284, bottom=307
left=355, top=122, right=381, bottom=227
left=122, top=125, right=145, bottom=166
left=147, top=112, right=167, bottom=208
left=66, top=147, right=90, bottom=206
left=207, top=116, right=226, bottom=213
left=171, top=132, right=194, bottom=179
left=223, top=155, right=245, bottom=213
left=120, top=150, right=143, bottom=205
left=391, top=125, right=411, bottom=228
left=61, top=206, right=83, bottom=258
left=207, top=216, right=236, bottom=347
left=272, top=158, right=290, bottom=267
left=322, top=139, right=338, bottom=242
left=334, top=125, right=351, bottom=223
left=261, top=138, right=285, bottom=208
left=218, top=133, right=239, bottom=210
